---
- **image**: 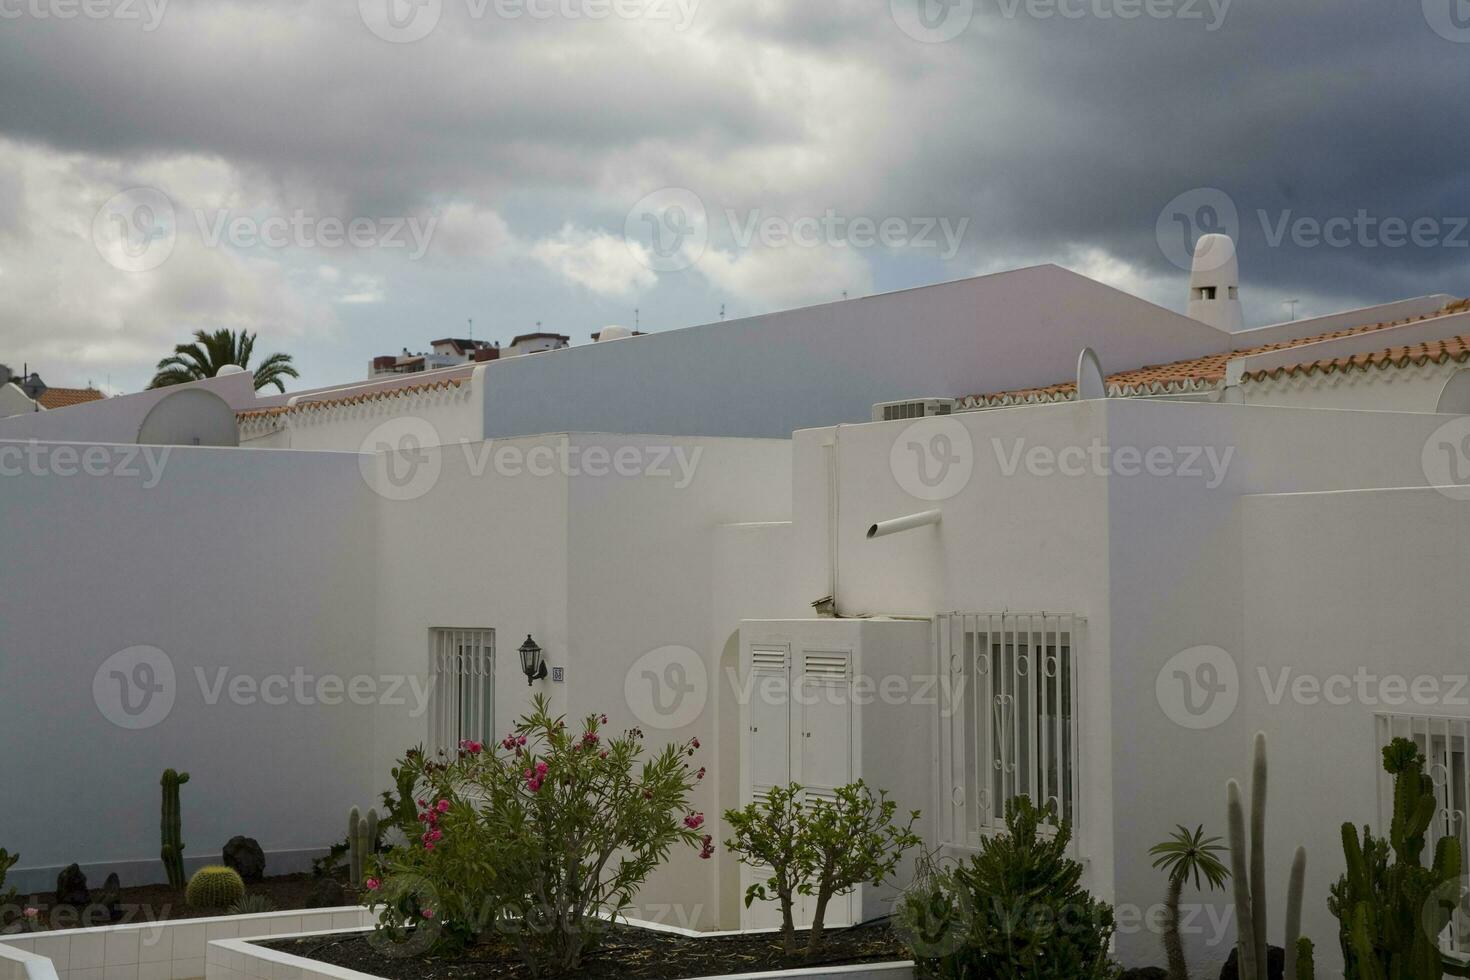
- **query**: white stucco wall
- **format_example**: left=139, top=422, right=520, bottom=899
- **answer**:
left=1239, top=487, right=1470, bottom=980
left=1242, top=360, right=1468, bottom=413
left=0, top=374, right=257, bottom=446
left=481, top=266, right=1231, bottom=440
left=244, top=377, right=483, bottom=452
left=0, top=443, right=380, bottom=893
left=365, top=432, right=793, bottom=928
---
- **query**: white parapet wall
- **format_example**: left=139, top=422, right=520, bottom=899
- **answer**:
left=0, top=939, right=61, bottom=980
left=0, top=907, right=372, bottom=980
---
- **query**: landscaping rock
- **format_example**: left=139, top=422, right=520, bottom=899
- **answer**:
left=305, top=877, right=346, bottom=909
left=94, top=873, right=122, bottom=921
left=55, top=864, right=89, bottom=907
left=1120, top=969, right=1168, bottom=980
left=223, top=836, right=266, bottom=883
left=1220, top=945, right=1286, bottom=980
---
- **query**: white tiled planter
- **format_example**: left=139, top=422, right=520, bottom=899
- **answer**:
left=1, top=936, right=62, bottom=980
left=207, top=924, right=915, bottom=980
left=0, top=908, right=373, bottom=980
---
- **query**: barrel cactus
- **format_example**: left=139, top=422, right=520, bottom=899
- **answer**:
left=186, top=865, right=245, bottom=909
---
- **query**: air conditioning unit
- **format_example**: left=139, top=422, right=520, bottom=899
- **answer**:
left=872, top=397, right=955, bottom=422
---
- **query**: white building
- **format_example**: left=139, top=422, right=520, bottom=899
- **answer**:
left=2, top=249, right=1468, bottom=978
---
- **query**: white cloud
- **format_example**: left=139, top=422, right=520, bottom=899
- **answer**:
left=531, top=224, right=657, bottom=297
left=0, top=138, right=338, bottom=389
left=696, top=243, right=871, bottom=311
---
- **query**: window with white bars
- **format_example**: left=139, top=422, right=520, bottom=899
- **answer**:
left=936, top=613, right=1082, bottom=849
left=1376, top=712, right=1470, bottom=957
left=429, top=628, right=495, bottom=756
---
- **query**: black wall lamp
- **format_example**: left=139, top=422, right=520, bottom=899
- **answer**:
left=519, top=634, right=548, bottom=685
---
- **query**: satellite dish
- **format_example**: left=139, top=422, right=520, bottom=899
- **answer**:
left=1435, top=369, right=1470, bottom=414
left=1076, top=347, right=1106, bottom=400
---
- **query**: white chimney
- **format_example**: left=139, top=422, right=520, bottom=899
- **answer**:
left=1186, top=233, right=1244, bottom=332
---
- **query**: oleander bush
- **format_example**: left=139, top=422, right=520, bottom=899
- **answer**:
left=368, top=695, right=709, bottom=974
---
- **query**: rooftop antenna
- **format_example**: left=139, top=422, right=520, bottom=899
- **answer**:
left=842, top=290, right=848, bottom=301
left=468, top=317, right=473, bottom=340
left=719, top=303, right=725, bottom=321
left=634, top=308, right=640, bottom=330
left=1285, top=299, right=1299, bottom=321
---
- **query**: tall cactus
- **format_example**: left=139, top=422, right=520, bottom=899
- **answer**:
left=160, top=769, right=190, bottom=889
left=348, top=806, right=378, bottom=888
left=1226, top=733, right=1313, bottom=980
left=1330, top=737, right=1463, bottom=980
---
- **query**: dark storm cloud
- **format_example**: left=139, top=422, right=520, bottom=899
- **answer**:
left=0, top=0, right=1466, bottom=393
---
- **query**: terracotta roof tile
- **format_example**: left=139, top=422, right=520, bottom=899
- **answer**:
left=1241, top=334, right=1470, bottom=381
left=963, top=302, right=1469, bottom=406
left=236, top=377, right=463, bottom=422
left=35, top=387, right=105, bottom=409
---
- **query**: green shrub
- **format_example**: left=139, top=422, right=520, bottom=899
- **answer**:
left=725, top=780, right=920, bottom=960
left=186, top=866, right=245, bottom=908
left=368, top=696, right=707, bottom=974
left=897, top=797, right=1120, bottom=980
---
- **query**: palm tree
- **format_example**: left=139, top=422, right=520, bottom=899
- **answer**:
left=1150, top=824, right=1231, bottom=980
left=149, top=329, right=299, bottom=393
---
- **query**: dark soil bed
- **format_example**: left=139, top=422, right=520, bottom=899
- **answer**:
left=13, top=873, right=349, bottom=931
left=260, top=920, right=908, bottom=980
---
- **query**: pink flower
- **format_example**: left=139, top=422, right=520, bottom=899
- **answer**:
left=435, top=799, right=450, bottom=813
left=421, top=909, right=434, bottom=920
left=684, top=812, right=705, bottom=830
left=699, top=835, right=715, bottom=860
left=365, top=878, right=381, bottom=891
left=695, top=767, right=706, bottom=780
left=424, top=842, right=435, bottom=851
left=691, top=737, right=700, bottom=749
left=23, top=907, right=39, bottom=919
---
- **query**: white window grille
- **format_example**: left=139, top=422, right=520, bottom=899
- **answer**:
left=430, top=628, right=495, bottom=756
left=936, top=613, right=1082, bottom=849
left=1376, top=712, right=1470, bottom=957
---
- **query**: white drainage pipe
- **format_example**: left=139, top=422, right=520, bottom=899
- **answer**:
left=866, top=509, right=942, bottom=539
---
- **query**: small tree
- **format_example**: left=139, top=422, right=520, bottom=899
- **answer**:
left=725, top=780, right=921, bottom=961
left=724, top=784, right=810, bottom=957
left=1149, top=825, right=1230, bottom=980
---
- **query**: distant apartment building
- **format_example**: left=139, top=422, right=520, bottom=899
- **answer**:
left=369, top=333, right=573, bottom=378
left=369, top=337, right=500, bottom=377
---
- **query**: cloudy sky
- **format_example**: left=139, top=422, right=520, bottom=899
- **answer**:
left=2, top=0, right=1467, bottom=392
